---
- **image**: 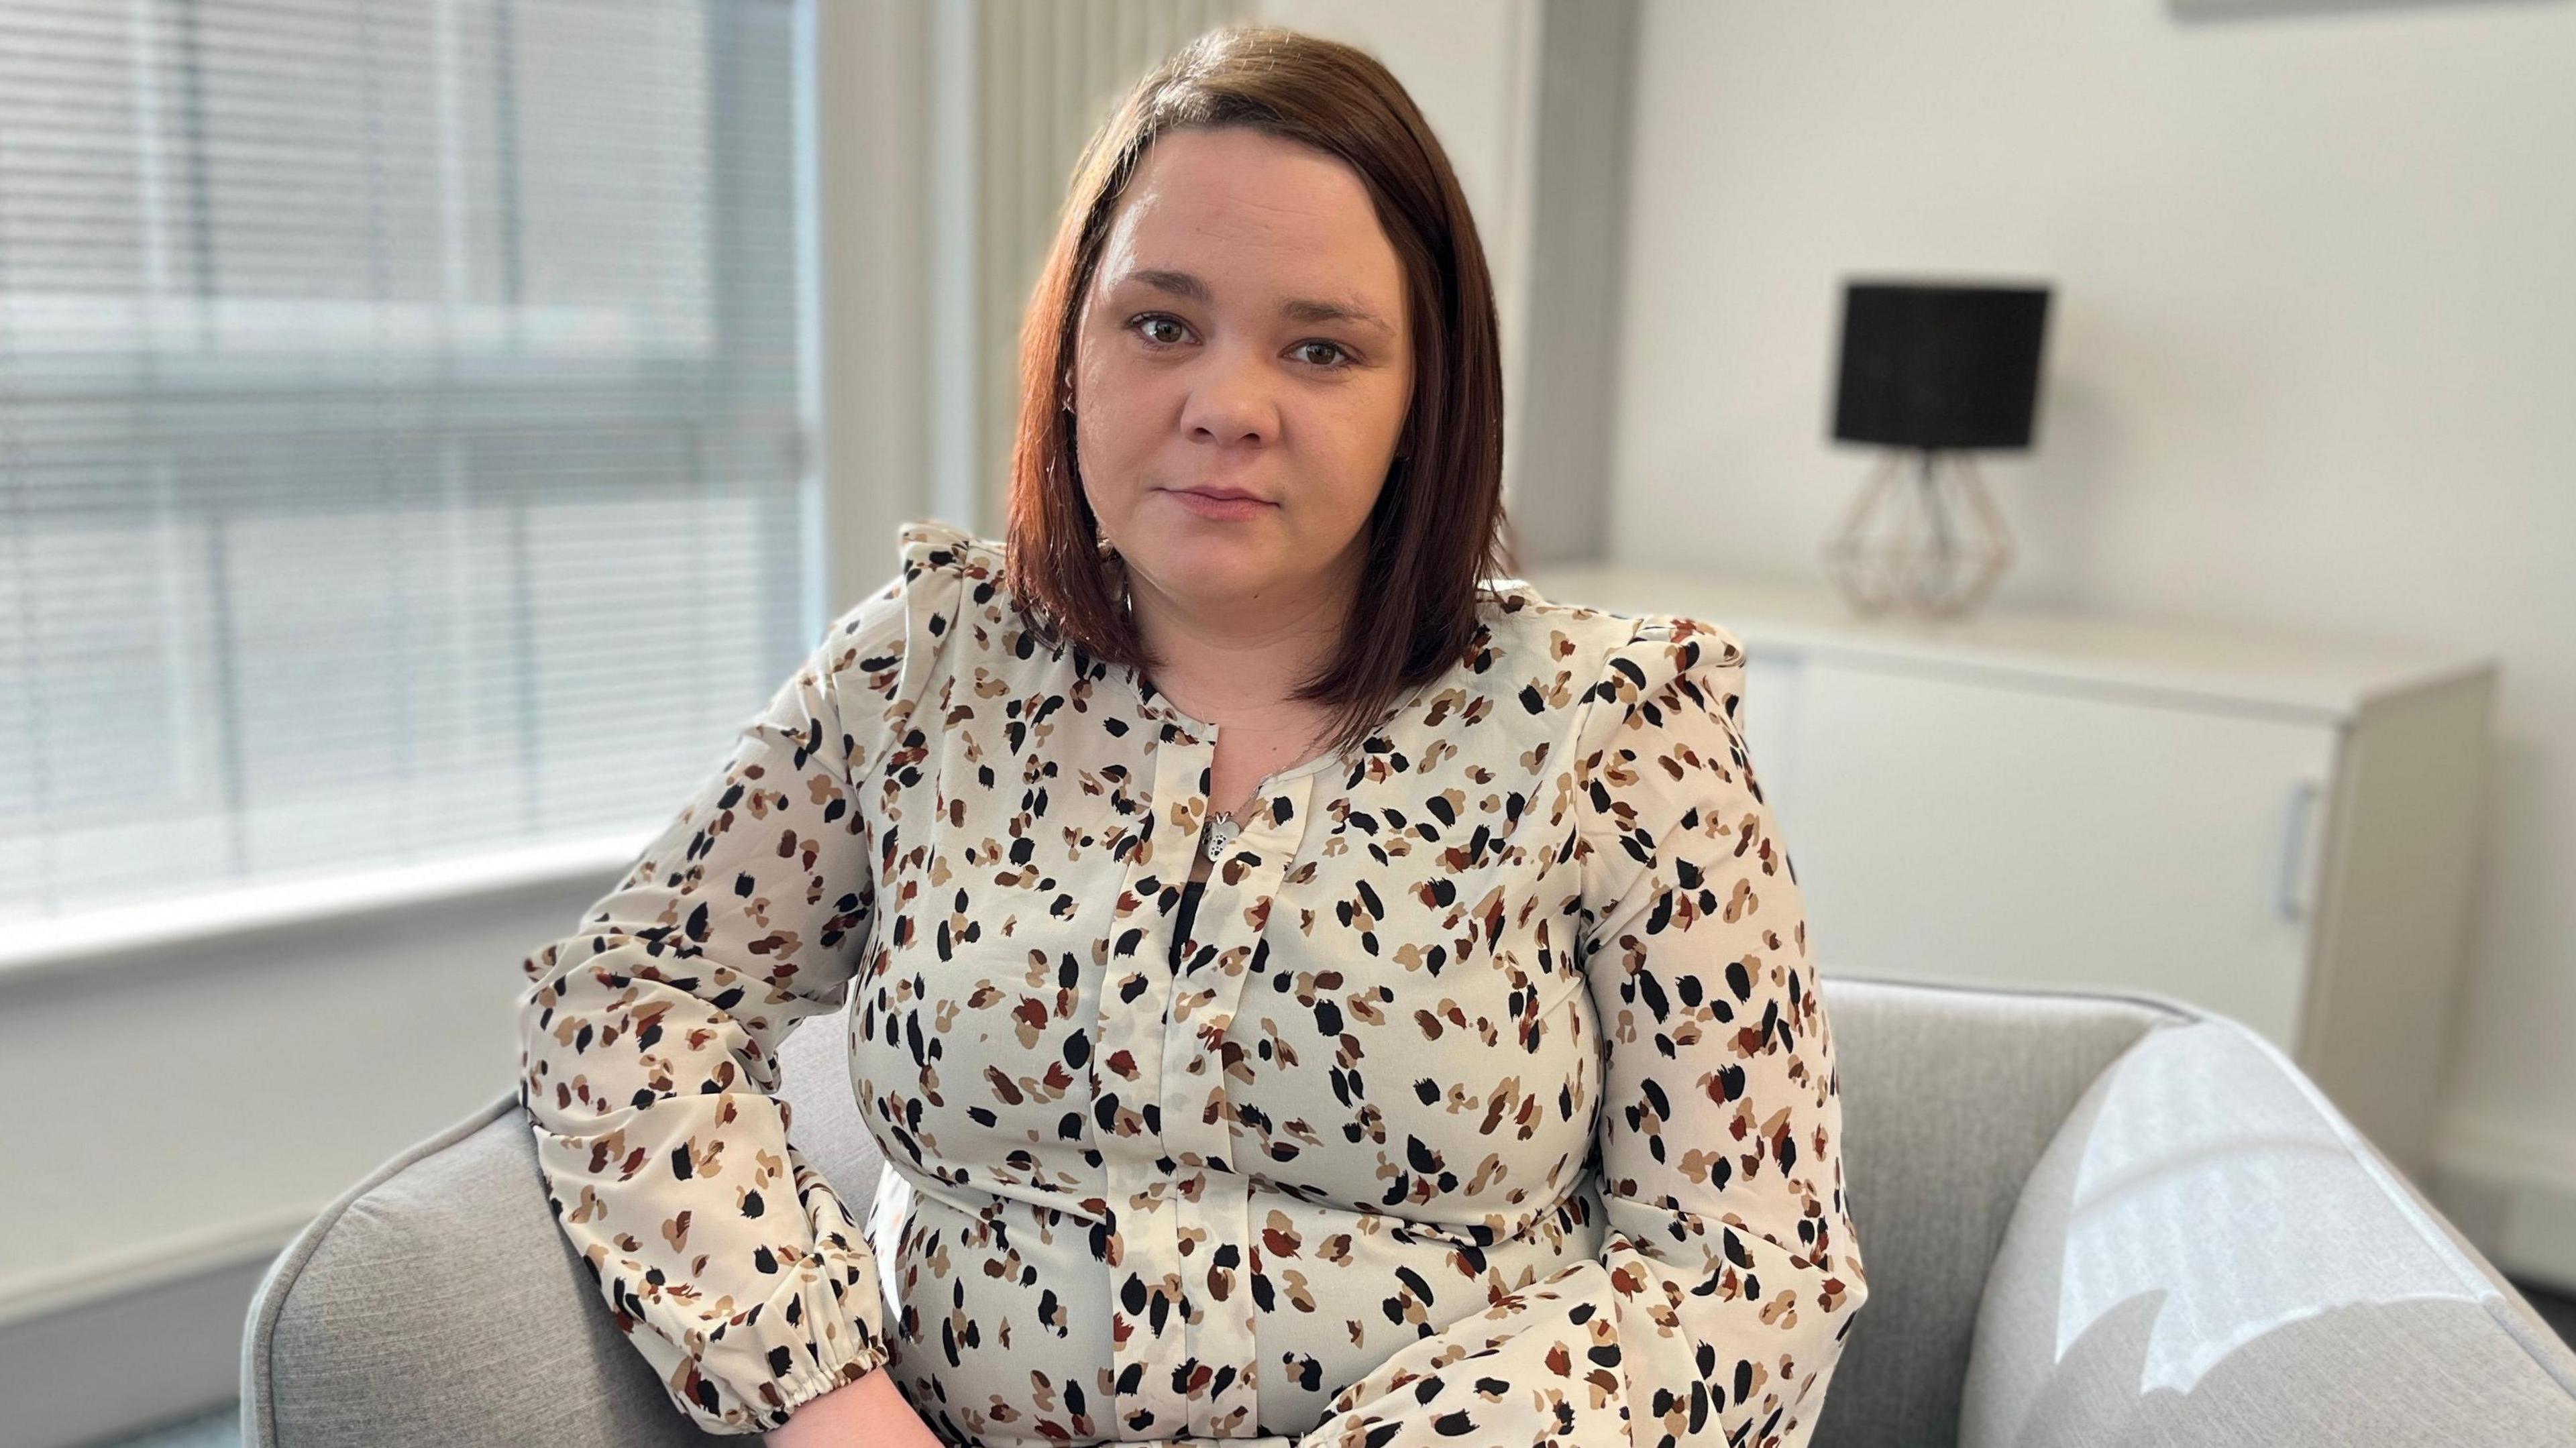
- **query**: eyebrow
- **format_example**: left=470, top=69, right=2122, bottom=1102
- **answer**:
left=1122, top=268, right=1396, bottom=340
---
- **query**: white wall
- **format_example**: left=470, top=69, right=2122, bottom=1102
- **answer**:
left=1610, top=0, right=2576, bottom=1280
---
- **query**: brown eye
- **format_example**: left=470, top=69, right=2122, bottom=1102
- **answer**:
left=1134, top=315, right=1187, bottom=345
left=1294, top=340, right=1353, bottom=369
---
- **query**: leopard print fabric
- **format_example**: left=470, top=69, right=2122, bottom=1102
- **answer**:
left=517, top=518, right=1868, bottom=1445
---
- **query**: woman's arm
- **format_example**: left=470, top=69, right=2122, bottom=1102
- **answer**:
left=517, top=578, right=915, bottom=1435
left=1297, top=618, right=1870, bottom=1448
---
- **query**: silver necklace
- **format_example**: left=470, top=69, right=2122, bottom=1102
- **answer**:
left=1203, top=720, right=1334, bottom=862
left=1204, top=808, right=1245, bottom=862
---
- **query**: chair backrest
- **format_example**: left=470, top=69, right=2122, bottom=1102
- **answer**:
left=776, top=1010, right=892, bottom=1203
left=1808, top=975, right=2185, bottom=1448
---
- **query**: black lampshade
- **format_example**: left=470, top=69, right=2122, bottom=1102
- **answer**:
left=1832, top=281, right=2051, bottom=451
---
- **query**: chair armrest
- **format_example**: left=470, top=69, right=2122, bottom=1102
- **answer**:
left=1960, top=1016, right=2576, bottom=1448
left=239, top=1091, right=719, bottom=1448
left=241, top=993, right=887, bottom=1447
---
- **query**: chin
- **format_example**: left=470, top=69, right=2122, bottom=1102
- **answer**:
left=1156, top=539, right=1279, bottom=588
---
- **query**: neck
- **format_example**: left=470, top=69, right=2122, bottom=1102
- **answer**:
left=1121, top=555, right=1357, bottom=730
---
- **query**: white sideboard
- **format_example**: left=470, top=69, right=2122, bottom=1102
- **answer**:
left=1523, top=563, right=2497, bottom=1181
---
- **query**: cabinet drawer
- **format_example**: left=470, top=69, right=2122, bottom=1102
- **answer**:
left=1741, top=657, right=2338, bottom=1048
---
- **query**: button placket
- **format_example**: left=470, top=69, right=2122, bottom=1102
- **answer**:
left=1161, top=770, right=1315, bottom=1438
left=1094, top=729, right=1210, bottom=1439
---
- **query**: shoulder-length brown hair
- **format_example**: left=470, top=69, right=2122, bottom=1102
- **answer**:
left=1003, top=23, right=1511, bottom=758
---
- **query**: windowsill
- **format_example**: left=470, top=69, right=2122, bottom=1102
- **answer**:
left=0, top=832, right=652, bottom=985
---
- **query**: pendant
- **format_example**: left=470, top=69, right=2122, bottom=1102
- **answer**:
left=1204, top=813, right=1242, bottom=861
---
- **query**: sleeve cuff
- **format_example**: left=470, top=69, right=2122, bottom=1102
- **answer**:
left=757, top=1331, right=894, bottom=1433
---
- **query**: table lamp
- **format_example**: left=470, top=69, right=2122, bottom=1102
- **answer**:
left=1826, top=279, right=2051, bottom=619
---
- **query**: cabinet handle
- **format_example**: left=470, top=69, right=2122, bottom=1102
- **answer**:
left=2275, top=779, right=2322, bottom=922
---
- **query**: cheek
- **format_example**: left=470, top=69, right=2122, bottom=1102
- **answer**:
left=1076, top=388, right=1158, bottom=479
left=1071, top=329, right=1137, bottom=431
left=1316, top=382, right=1410, bottom=480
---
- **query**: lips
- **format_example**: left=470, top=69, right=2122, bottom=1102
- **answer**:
left=1171, top=486, right=1271, bottom=504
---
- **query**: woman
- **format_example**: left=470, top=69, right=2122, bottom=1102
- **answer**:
left=517, top=25, right=1867, bottom=1448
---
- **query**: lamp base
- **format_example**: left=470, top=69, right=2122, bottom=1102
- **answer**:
left=1822, top=449, right=2013, bottom=620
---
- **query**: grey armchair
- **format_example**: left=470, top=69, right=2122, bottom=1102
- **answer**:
left=241, top=977, right=2576, bottom=1447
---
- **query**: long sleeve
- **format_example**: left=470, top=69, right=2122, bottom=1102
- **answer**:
left=515, top=576, right=914, bottom=1435
left=1299, top=616, right=1870, bottom=1448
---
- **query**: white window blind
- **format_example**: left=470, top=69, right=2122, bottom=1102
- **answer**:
left=0, top=0, right=820, bottom=924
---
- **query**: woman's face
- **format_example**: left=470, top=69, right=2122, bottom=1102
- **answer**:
left=1072, top=125, right=1415, bottom=622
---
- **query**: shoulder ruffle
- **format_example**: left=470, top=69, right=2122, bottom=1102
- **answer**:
left=1582, top=612, right=1750, bottom=746
left=812, top=518, right=989, bottom=783
left=895, top=516, right=994, bottom=581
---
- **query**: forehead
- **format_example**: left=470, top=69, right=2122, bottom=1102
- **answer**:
left=1094, top=127, right=1403, bottom=312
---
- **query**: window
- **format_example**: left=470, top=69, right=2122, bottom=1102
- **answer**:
left=0, top=0, right=819, bottom=924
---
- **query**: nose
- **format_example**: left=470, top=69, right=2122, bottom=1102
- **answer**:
left=1178, top=341, right=1279, bottom=451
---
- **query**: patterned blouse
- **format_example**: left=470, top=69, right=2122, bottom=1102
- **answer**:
left=517, top=518, right=1868, bottom=1447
